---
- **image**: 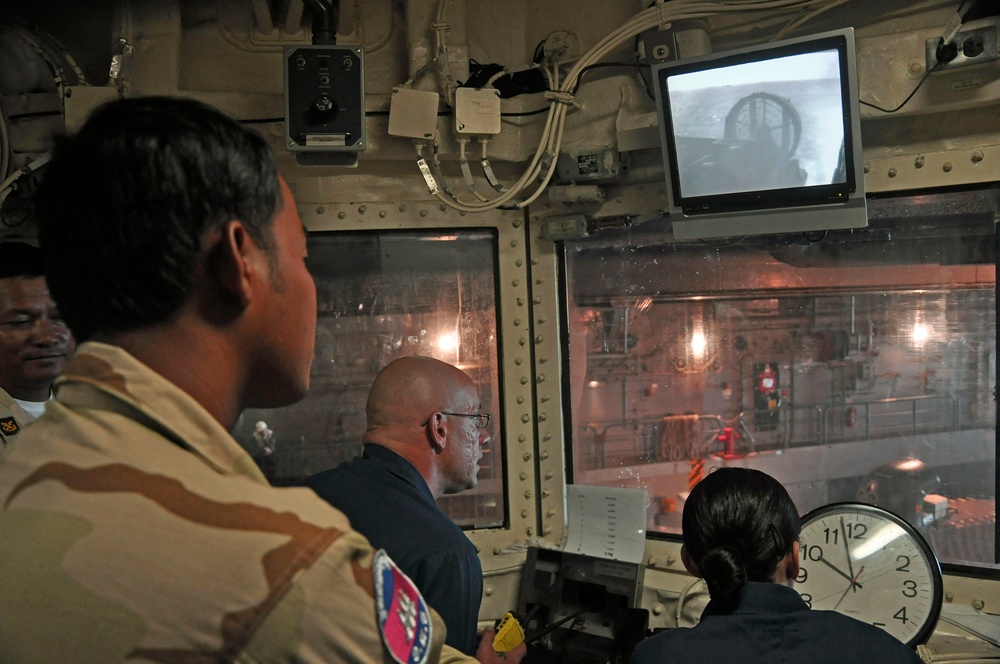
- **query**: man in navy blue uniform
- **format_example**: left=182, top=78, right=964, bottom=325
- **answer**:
left=304, top=356, right=490, bottom=655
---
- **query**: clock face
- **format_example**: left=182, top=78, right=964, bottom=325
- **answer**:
left=796, top=502, right=943, bottom=647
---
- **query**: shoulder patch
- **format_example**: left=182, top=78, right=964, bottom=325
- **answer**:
left=374, top=549, right=433, bottom=664
left=0, top=417, right=20, bottom=436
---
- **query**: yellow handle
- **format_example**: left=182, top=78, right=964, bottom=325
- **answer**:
left=492, top=612, right=525, bottom=652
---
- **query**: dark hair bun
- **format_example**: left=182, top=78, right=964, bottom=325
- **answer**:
left=700, top=545, right=747, bottom=607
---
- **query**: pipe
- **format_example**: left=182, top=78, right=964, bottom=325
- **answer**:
left=285, top=0, right=306, bottom=35
left=302, top=0, right=340, bottom=45
left=250, top=0, right=274, bottom=34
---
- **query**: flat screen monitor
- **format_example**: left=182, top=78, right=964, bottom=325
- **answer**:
left=652, top=28, right=867, bottom=239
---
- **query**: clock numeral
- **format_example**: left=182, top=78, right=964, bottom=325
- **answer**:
left=802, top=544, right=824, bottom=562
left=796, top=567, right=808, bottom=583
left=845, top=522, right=867, bottom=539
left=896, top=555, right=911, bottom=572
left=893, top=607, right=909, bottom=624
left=799, top=593, right=812, bottom=608
left=823, top=522, right=868, bottom=543
left=902, top=579, right=918, bottom=598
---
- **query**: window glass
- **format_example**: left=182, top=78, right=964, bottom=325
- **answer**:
left=239, top=230, right=505, bottom=529
left=565, top=187, right=997, bottom=569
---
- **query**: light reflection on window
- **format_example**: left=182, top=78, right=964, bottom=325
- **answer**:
left=565, top=187, right=997, bottom=569
left=237, top=230, right=505, bottom=529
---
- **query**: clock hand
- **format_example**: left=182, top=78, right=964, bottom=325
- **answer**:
left=818, top=556, right=855, bottom=584
left=833, top=579, right=852, bottom=610
left=839, top=516, right=856, bottom=580
left=833, top=564, right=866, bottom=610
left=851, top=564, right=865, bottom=591
left=845, top=560, right=905, bottom=587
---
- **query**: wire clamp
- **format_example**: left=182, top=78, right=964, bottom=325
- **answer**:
left=481, top=158, right=506, bottom=193
left=537, top=151, right=555, bottom=183
left=656, top=0, right=672, bottom=32
left=543, top=90, right=577, bottom=107
left=416, top=157, right=440, bottom=195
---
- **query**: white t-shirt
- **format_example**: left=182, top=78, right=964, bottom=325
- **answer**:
left=13, top=397, right=48, bottom=421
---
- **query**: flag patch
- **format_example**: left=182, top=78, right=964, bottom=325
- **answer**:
left=374, top=549, right=432, bottom=664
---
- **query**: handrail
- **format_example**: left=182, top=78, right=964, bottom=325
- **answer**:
left=820, top=394, right=959, bottom=445
left=582, top=393, right=981, bottom=469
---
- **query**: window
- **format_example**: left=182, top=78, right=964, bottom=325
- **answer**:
left=239, top=230, right=505, bottom=528
left=565, top=186, right=997, bottom=569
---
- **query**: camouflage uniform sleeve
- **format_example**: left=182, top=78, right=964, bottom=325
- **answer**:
left=438, top=644, right=481, bottom=664
left=241, top=526, right=478, bottom=664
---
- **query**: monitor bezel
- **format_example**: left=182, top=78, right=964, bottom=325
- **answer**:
left=652, top=28, right=867, bottom=240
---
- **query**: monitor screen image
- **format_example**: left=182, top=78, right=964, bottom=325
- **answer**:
left=653, top=29, right=867, bottom=239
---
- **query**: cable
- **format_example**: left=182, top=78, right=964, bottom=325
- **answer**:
left=633, top=34, right=657, bottom=100
left=859, top=64, right=939, bottom=114
left=417, top=0, right=853, bottom=214
left=525, top=606, right=592, bottom=644
left=458, top=138, right=491, bottom=202
left=500, top=107, right=551, bottom=118
left=859, top=0, right=972, bottom=113
left=422, top=61, right=562, bottom=213
left=772, top=0, right=850, bottom=41
left=570, top=62, right=651, bottom=95
left=479, top=139, right=506, bottom=193
left=0, top=152, right=53, bottom=211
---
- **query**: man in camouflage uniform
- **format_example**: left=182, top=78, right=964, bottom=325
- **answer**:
left=0, top=97, right=522, bottom=664
left=0, top=241, right=74, bottom=454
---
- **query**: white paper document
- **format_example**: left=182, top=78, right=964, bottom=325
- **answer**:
left=563, top=485, right=647, bottom=564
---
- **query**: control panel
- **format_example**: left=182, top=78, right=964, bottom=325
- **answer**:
left=284, top=45, right=366, bottom=166
left=516, top=547, right=648, bottom=663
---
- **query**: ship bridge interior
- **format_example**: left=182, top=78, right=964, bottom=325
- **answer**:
left=1, top=0, right=998, bottom=661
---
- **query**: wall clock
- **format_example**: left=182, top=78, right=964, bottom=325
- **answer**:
left=796, top=502, right=943, bottom=647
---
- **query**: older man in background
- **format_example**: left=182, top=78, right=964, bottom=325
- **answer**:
left=0, top=241, right=74, bottom=453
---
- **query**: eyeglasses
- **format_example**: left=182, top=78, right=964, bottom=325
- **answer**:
left=421, top=412, right=491, bottom=429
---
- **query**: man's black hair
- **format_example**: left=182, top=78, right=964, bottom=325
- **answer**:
left=0, top=242, right=44, bottom=280
left=34, top=96, right=281, bottom=342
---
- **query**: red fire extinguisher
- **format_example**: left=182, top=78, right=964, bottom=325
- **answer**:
left=757, top=364, right=777, bottom=394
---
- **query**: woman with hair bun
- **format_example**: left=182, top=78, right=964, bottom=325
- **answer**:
left=631, top=468, right=922, bottom=663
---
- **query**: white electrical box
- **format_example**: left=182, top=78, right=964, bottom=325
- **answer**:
left=454, top=87, right=501, bottom=135
left=387, top=87, right=441, bottom=140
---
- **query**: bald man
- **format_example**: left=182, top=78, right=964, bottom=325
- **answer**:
left=304, top=356, right=491, bottom=655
